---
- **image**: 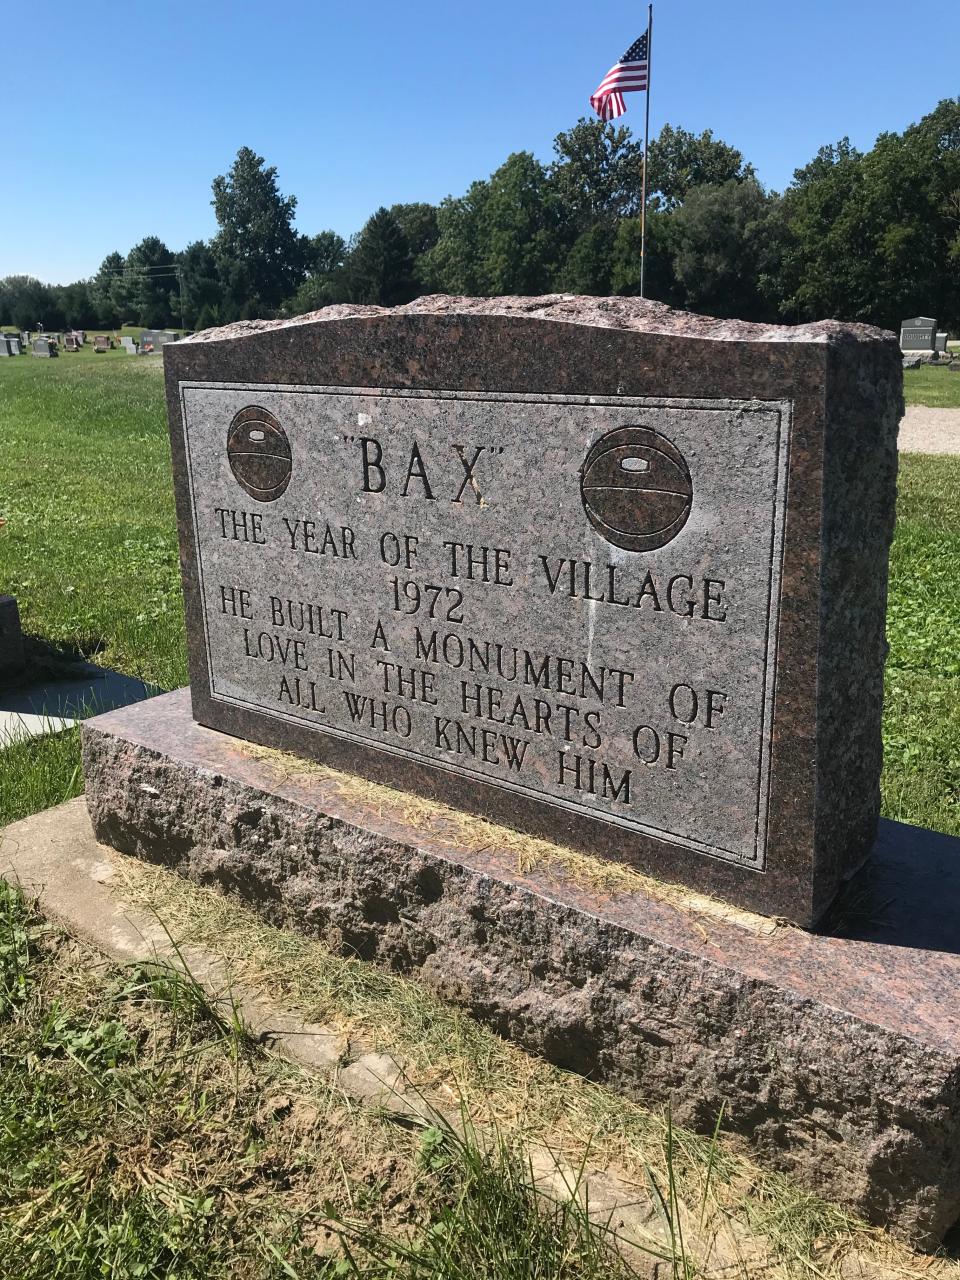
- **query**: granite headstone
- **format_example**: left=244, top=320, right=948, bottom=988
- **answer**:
left=900, top=316, right=936, bottom=350
left=140, top=329, right=178, bottom=354
left=160, top=297, right=901, bottom=927
left=0, top=595, right=24, bottom=680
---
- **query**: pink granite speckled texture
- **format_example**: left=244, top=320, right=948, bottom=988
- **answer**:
left=163, top=297, right=901, bottom=926
left=82, top=690, right=960, bottom=1247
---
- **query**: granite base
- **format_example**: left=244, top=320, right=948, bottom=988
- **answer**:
left=81, top=690, right=960, bottom=1248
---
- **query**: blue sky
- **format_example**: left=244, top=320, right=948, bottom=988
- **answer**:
left=3, top=0, right=957, bottom=284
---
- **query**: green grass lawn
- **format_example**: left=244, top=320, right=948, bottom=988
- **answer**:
left=0, top=352, right=184, bottom=688
left=903, top=363, right=960, bottom=407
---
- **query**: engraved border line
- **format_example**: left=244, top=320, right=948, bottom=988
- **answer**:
left=179, top=382, right=790, bottom=874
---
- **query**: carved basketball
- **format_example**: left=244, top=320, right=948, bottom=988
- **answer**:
left=227, top=406, right=292, bottom=502
left=580, top=426, right=693, bottom=552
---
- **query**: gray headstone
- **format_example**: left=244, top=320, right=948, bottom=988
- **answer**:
left=900, top=316, right=936, bottom=350
left=140, top=329, right=178, bottom=354
left=163, top=297, right=901, bottom=927
left=0, top=339, right=10, bottom=357
left=93, top=335, right=110, bottom=352
left=0, top=595, right=24, bottom=679
left=31, top=338, right=55, bottom=357
left=935, top=332, right=949, bottom=353
left=902, top=355, right=922, bottom=370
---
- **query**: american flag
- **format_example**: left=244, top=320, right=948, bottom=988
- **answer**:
left=590, top=32, right=649, bottom=121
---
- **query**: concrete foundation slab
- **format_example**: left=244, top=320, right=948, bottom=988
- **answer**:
left=80, top=689, right=960, bottom=1248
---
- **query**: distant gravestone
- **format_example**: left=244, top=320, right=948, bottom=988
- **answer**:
left=31, top=338, right=56, bottom=357
left=120, top=336, right=138, bottom=354
left=64, top=335, right=80, bottom=352
left=0, top=339, right=10, bottom=357
left=900, top=316, right=936, bottom=350
left=7, top=336, right=21, bottom=355
left=93, top=335, right=111, bottom=353
left=935, top=332, right=949, bottom=353
left=139, top=329, right=178, bottom=354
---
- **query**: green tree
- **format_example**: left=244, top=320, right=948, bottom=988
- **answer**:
left=0, top=276, right=62, bottom=330
left=668, top=180, right=781, bottom=320
left=422, top=152, right=560, bottom=296
left=56, top=280, right=97, bottom=328
left=126, top=236, right=177, bottom=327
left=91, top=251, right=128, bottom=326
left=287, top=231, right=352, bottom=313
left=770, top=139, right=870, bottom=323
left=647, top=124, right=754, bottom=210
left=388, top=203, right=439, bottom=259
left=345, top=207, right=415, bottom=305
left=178, top=240, right=223, bottom=329
left=550, top=118, right=644, bottom=229
left=211, top=146, right=306, bottom=319
left=479, top=152, right=560, bottom=294
left=771, top=101, right=960, bottom=330
left=419, top=180, right=490, bottom=294
left=557, top=223, right=617, bottom=294
left=609, top=211, right=677, bottom=303
left=305, top=230, right=347, bottom=277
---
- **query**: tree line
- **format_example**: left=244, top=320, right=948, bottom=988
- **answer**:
left=3, top=98, right=959, bottom=335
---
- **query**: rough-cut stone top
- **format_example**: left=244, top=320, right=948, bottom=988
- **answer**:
left=182, top=295, right=896, bottom=348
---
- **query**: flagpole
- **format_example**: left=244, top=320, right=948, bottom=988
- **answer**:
left=639, top=2, right=653, bottom=299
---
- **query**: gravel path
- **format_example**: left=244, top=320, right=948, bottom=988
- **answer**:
left=899, top=405, right=960, bottom=455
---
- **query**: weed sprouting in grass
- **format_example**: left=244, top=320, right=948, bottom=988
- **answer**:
left=0, top=882, right=42, bottom=1012
left=120, top=919, right=262, bottom=1066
